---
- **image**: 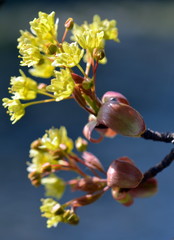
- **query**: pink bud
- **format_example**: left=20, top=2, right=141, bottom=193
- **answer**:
left=82, top=151, right=105, bottom=173
left=97, top=100, right=146, bottom=137
left=107, top=158, right=143, bottom=189
left=129, top=178, right=158, bottom=198
left=69, top=177, right=106, bottom=193
left=72, top=192, right=103, bottom=207
left=102, top=91, right=130, bottom=105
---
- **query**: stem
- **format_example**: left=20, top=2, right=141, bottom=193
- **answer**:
left=24, top=98, right=56, bottom=107
left=142, top=148, right=174, bottom=182
left=77, top=64, right=87, bottom=77
left=141, top=129, right=174, bottom=143
left=37, top=90, right=56, bottom=99
left=62, top=28, right=68, bottom=42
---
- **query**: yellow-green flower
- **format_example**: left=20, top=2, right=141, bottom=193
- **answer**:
left=19, top=43, right=43, bottom=67
left=40, top=198, right=79, bottom=227
left=30, top=11, right=58, bottom=42
left=41, top=174, right=65, bottom=199
left=40, top=198, right=63, bottom=228
left=40, top=126, right=73, bottom=153
left=46, top=69, right=75, bottom=101
left=90, top=15, right=119, bottom=42
left=29, top=57, right=55, bottom=78
left=2, top=98, right=25, bottom=124
left=28, top=150, right=58, bottom=173
left=9, top=70, right=37, bottom=100
left=74, top=29, right=104, bottom=52
left=52, top=42, right=84, bottom=68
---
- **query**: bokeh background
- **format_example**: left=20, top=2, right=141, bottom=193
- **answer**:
left=1, top=0, right=174, bottom=239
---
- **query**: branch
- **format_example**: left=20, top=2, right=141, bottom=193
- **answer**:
left=142, top=148, right=174, bottom=182
left=141, top=129, right=174, bottom=143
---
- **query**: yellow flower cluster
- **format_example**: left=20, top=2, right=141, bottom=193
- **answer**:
left=46, top=69, right=75, bottom=101
left=28, top=126, right=74, bottom=173
left=3, top=11, right=119, bottom=124
left=40, top=198, right=79, bottom=228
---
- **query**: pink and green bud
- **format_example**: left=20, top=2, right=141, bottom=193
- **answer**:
left=107, top=158, right=143, bottom=189
left=64, top=18, right=74, bottom=30
left=102, top=91, right=130, bottom=105
left=97, top=100, right=146, bottom=137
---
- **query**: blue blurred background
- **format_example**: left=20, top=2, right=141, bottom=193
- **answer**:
left=1, top=0, right=174, bottom=239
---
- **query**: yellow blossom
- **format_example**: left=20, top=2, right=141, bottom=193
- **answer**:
left=9, top=70, right=37, bottom=100
left=40, top=198, right=63, bottom=228
left=40, top=126, right=73, bottom=152
left=19, top=43, right=43, bottom=67
left=2, top=98, right=25, bottom=124
left=27, top=150, right=58, bottom=173
left=52, top=42, right=84, bottom=68
left=74, top=29, right=104, bottom=52
left=46, top=69, right=75, bottom=101
left=30, top=11, right=58, bottom=42
left=90, top=15, right=119, bottom=42
left=41, top=174, right=65, bottom=199
left=29, top=57, right=55, bottom=78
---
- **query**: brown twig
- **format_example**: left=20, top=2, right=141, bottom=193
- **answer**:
left=141, top=129, right=174, bottom=143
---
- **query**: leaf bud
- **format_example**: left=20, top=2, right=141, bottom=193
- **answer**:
left=64, top=18, right=74, bottom=30
left=107, top=158, right=143, bottom=189
left=75, top=137, right=88, bottom=152
left=93, top=48, right=105, bottom=61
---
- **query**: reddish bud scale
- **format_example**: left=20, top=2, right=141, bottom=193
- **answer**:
left=107, top=158, right=143, bottom=189
left=102, top=91, right=130, bottom=105
left=97, top=100, right=146, bottom=137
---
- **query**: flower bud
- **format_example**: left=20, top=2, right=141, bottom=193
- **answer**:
left=69, top=177, right=106, bottom=193
left=38, top=83, right=47, bottom=90
left=93, top=48, right=105, bottom=61
left=129, top=178, right=158, bottom=198
left=72, top=192, right=103, bottom=207
left=30, top=139, right=42, bottom=149
left=97, top=100, right=146, bottom=137
left=28, top=171, right=41, bottom=187
left=82, top=151, right=105, bottom=173
left=107, top=158, right=143, bottom=189
left=47, top=43, right=58, bottom=54
left=102, top=91, right=129, bottom=105
left=75, top=137, right=88, bottom=152
left=64, top=18, right=74, bottom=30
left=52, top=203, right=65, bottom=215
left=41, top=162, right=52, bottom=173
